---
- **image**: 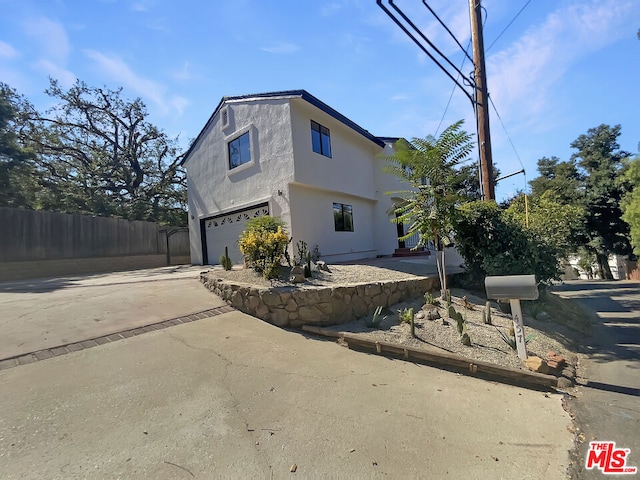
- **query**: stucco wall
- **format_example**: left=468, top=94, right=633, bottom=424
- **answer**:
left=289, top=100, right=380, bottom=201
left=185, top=98, right=296, bottom=264
left=288, top=101, right=404, bottom=259
left=288, top=183, right=377, bottom=262
left=373, top=141, right=408, bottom=255
left=185, top=94, right=411, bottom=265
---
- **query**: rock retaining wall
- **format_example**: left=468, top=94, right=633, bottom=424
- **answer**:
left=200, top=274, right=440, bottom=328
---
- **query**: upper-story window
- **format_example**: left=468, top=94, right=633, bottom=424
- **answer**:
left=228, top=132, right=251, bottom=169
left=311, top=120, right=331, bottom=158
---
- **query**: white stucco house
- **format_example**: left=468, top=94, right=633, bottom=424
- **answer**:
left=182, top=90, right=416, bottom=266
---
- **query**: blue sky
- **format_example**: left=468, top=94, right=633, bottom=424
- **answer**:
left=1, top=0, right=638, bottom=200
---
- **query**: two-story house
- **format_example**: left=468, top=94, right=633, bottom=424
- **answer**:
left=182, top=90, right=412, bottom=266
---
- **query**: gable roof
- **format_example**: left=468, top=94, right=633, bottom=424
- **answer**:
left=180, top=89, right=386, bottom=165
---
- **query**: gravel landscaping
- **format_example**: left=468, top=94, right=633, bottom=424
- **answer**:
left=204, top=258, right=585, bottom=375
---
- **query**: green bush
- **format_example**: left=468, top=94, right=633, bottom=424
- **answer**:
left=238, top=216, right=290, bottom=279
left=454, top=201, right=560, bottom=286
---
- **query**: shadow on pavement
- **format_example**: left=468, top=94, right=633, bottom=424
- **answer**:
left=555, top=281, right=640, bottom=363
left=578, top=380, right=640, bottom=397
left=0, top=265, right=203, bottom=294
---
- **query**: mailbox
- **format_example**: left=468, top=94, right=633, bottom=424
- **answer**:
left=485, top=275, right=538, bottom=301
left=485, top=274, right=538, bottom=361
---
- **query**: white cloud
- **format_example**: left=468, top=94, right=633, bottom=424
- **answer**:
left=390, top=94, right=409, bottom=101
left=172, top=61, right=193, bottom=81
left=487, top=0, right=638, bottom=121
left=84, top=49, right=185, bottom=117
left=321, top=2, right=343, bottom=16
left=23, top=17, right=70, bottom=62
left=132, top=2, right=149, bottom=12
left=0, top=41, right=19, bottom=59
left=170, top=96, right=190, bottom=116
left=34, top=59, right=76, bottom=87
left=260, top=42, right=300, bottom=54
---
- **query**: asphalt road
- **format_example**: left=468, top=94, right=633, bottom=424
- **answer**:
left=553, top=280, right=640, bottom=479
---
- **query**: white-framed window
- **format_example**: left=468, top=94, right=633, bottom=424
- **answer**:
left=225, top=125, right=257, bottom=174
left=311, top=120, right=332, bottom=158
left=228, top=132, right=251, bottom=169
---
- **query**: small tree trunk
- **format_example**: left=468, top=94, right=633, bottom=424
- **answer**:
left=596, top=252, right=614, bottom=280
left=441, top=247, right=447, bottom=295
left=435, top=236, right=447, bottom=298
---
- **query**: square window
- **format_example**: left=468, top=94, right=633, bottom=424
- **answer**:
left=333, top=203, right=353, bottom=232
left=311, top=120, right=331, bottom=158
left=228, top=132, right=251, bottom=169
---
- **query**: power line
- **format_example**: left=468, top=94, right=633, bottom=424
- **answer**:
left=488, top=94, right=529, bottom=192
left=488, top=95, right=524, bottom=170
left=435, top=40, right=472, bottom=136
left=486, top=0, right=532, bottom=52
left=421, top=0, right=473, bottom=63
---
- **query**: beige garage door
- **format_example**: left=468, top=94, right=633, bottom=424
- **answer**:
left=204, top=204, right=270, bottom=265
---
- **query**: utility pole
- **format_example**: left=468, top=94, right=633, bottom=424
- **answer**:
left=469, top=0, right=495, bottom=201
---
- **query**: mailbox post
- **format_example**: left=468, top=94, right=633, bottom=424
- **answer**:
left=485, top=275, right=538, bottom=361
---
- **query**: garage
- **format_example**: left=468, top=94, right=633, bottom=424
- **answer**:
left=202, top=203, right=270, bottom=265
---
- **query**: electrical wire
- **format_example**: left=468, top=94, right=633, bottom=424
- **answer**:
left=488, top=95, right=524, bottom=171
left=488, top=94, right=529, bottom=199
left=435, top=40, right=472, bottom=136
left=486, top=0, right=532, bottom=52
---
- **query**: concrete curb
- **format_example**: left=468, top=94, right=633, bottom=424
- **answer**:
left=0, top=306, right=235, bottom=371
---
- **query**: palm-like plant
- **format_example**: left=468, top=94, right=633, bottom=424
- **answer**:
left=384, top=120, right=475, bottom=297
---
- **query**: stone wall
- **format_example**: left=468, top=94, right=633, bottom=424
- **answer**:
left=201, top=273, right=439, bottom=328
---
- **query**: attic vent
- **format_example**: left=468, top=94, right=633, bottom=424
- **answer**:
left=221, top=106, right=230, bottom=129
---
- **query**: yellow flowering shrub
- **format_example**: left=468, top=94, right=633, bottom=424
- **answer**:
left=238, top=216, right=290, bottom=279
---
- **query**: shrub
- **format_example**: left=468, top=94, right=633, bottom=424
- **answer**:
left=238, top=216, right=290, bottom=279
left=454, top=201, right=560, bottom=286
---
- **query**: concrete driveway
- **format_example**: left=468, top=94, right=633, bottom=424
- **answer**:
left=0, top=310, right=574, bottom=479
left=0, top=265, right=225, bottom=361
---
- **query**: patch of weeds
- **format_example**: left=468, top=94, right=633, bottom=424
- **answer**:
left=365, top=306, right=386, bottom=329
left=398, top=307, right=414, bottom=324
left=495, top=326, right=536, bottom=351
left=424, top=291, right=440, bottom=307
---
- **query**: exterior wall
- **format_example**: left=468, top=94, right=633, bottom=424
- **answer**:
left=185, top=94, right=408, bottom=265
left=373, top=141, right=408, bottom=255
left=185, top=98, right=296, bottom=264
left=288, top=183, right=377, bottom=262
left=289, top=100, right=379, bottom=201
left=288, top=100, right=401, bottom=259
